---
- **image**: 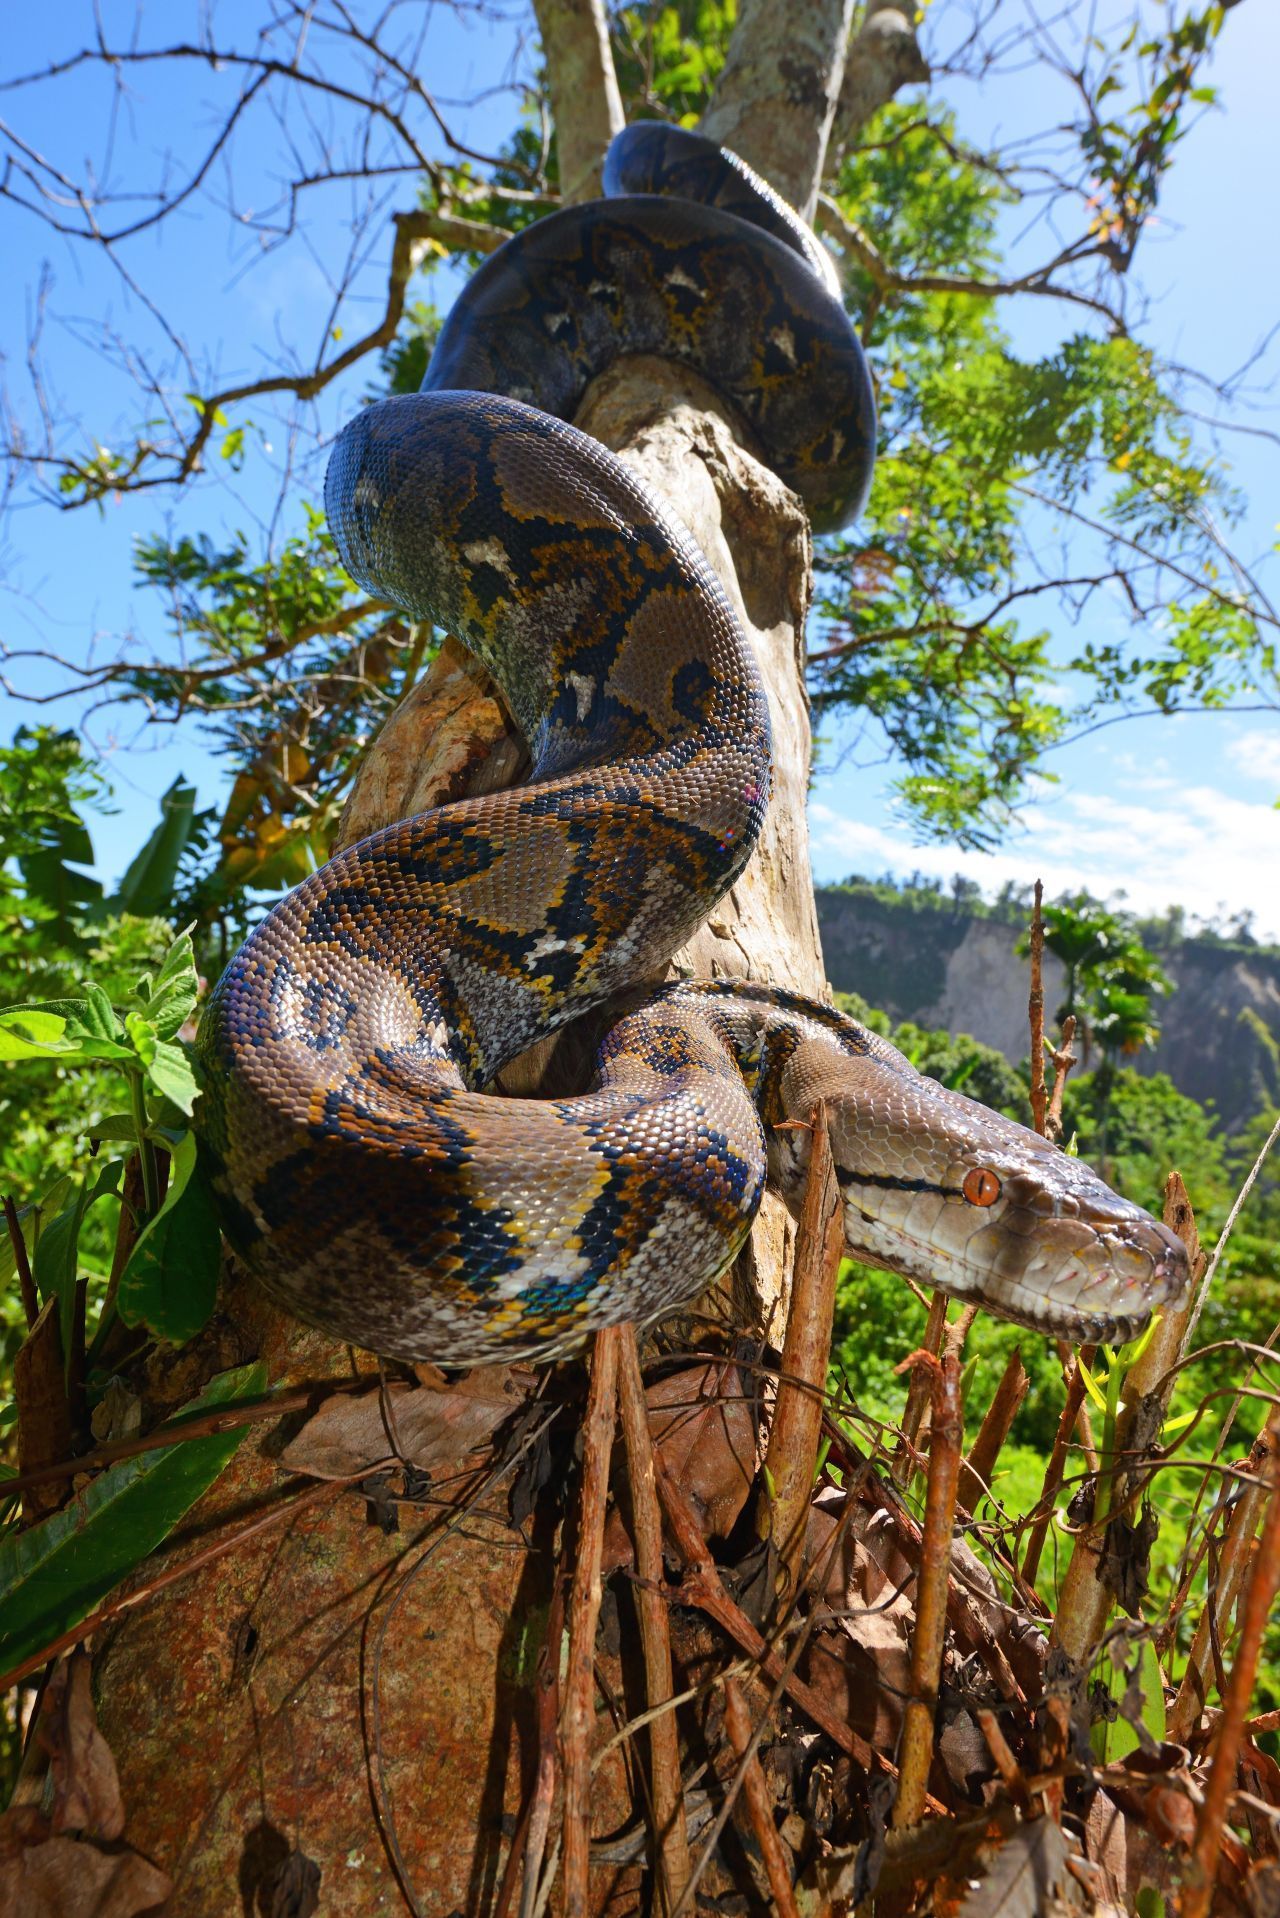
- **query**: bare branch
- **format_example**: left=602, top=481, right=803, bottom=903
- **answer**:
left=816, top=190, right=1128, bottom=330
left=829, top=0, right=929, bottom=158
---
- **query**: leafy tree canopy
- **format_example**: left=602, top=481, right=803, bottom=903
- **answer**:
left=0, top=0, right=1272, bottom=882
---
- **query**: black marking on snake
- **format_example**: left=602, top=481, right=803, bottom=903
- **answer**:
left=836, top=1169, right=960, bottom=1200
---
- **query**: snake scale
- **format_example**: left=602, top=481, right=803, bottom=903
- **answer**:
left=197, top=125, right=1188, bottom=1367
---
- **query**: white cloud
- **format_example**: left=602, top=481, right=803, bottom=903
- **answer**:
left=810, top=775, right=1280, bottom=939
left=1227, top=729, right=1280, bottom=788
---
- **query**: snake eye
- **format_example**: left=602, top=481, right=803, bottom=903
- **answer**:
left=962, top=1167, right=1002, bottom=1207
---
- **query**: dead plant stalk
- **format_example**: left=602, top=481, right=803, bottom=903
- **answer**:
left=892, top=1338, right=964, bottom=1829
left=561, top=1324, right=621, bottom=1918
left=1184, top=1409, right=1280, bottom=1918
left=758, top=1099, right=845, bottom=1600
left=617, top=1326, right=691, bottom=1914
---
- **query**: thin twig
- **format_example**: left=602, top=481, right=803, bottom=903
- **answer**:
left=893, top=1292, right=948, bottom=1485
left=1045, top=1013, right=1078, bottom=1142
left=617, top=1327, right=690, bottom=1915
left=1181, top=1108, right=1280, bottom=1358
left=958, top=1346, right=1028, bottom=1517
left=0, top=1383, right=358, bottom=1500
left=499, top=1571, right=565, bottom=1918
left=561, top=1326, right=620, bottom=1918
left=1183, top=1411, right=1280, bottom=1918
left=3, top=1193, right=40, bottom=1329
left=892, top=1339, right=963, bottom=1830
left=822, top=1414, right=1031, bottom=1693
left=1168, top=1424, right=1278, bottom=1744
left=1021, top=1347, right=1096, bottom=1588
left=722, top=1676, right=801, bottom=1918
left=670, top=1632, right=814, bottom=1918
left=1028, top=878, right=1048, bottom=1135
left=758, top=1100, right=845, bottom=1602
left=655, top=1457, right=942, bottom=1801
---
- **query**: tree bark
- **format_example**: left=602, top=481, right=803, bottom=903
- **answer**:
left=698, top=0, right=857, bottom=218
left=532, top=0, right=624, bottom=203
left=830, top=1, right=929, bottom=161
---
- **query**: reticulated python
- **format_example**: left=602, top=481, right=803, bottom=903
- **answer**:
left=197, top=126, right=1188, bottom=1366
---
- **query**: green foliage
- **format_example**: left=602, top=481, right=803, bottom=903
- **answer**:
left=117, top=1132, right=222, bottom=1343
left=1, top=730, right=221, bottom=1393
left=0, top=1363, right=266, bottom=1680
left=1021, top=893, right=1172, bottom=1044
left=811, top=74, right=1271, bottom=843
left=613, top=0, right=735, bottom=124
left=127, top=506, right=433, bottom=921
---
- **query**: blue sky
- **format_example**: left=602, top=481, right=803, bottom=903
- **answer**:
left=1, top=4, right=1277, bottom=935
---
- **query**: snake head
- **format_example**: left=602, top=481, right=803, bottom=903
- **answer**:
left=821, top=1068, right=1190, bottom=1345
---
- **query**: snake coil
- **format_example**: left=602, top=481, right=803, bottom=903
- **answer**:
left=198, top=126, right=1187, bottom=1365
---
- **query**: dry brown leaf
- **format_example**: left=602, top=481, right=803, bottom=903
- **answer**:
left=269, top=1848, right=322, bottom=1917
left=281, top=1368, right=534, bottom=1480
left=801, top=1494, right=918, bottom=1750
left=1103, top=1749, right=1199, bottom=1849
left=15, top=1297, right=74, bottom=1522
left=1246, top=1858, right=1280, bottom=1916
left=39, top=1653, right=124, bottom=1841
left=0, top=1812, right=171, bottom=1918
left=604, top=1359, right=756, bottom=1569
left=1084, top=1789, right=1129, bottom=1909
left=951, top=1816, right=1088, bottom=1918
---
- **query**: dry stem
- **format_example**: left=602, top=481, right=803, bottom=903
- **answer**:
left=958, top=1346, right=1028, bottom=1516
left=892, top=1292, right=948, bottom=1485
left=655, top=1457, right=939, bottom=1801
left=1168, top=1424, right=1278, bottom=1744
left=561, top=1326, right=621, bottom=1918
left=617, top=1327, right=690, bottom=1913
left=758, top=1100, right=845, bottom=1600
left=722, top=1676, right=800, bottom=1918
left=1028, top=878, right=1048, bottom=1135
left=1045, top=1013, right=1078, bottom=1142
left=1183, top=1410, right=1280, bottom=1918
left=3, top=1192, right=39, bottom=1329
left=1021, top=1347, right=1095, bottom=1589
left=891, top=1339, right=964, bottom=1829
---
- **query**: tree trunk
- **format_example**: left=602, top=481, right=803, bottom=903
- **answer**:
left=81, top=11, right=933, bottom=1911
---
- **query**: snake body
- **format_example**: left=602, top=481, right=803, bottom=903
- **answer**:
left=198, top=127, right=1187, bottom=1365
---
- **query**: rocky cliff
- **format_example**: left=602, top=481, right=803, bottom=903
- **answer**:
left=815, top=888, right=1280, bottom=1131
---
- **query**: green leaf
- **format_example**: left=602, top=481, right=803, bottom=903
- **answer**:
left=87, top=1114, right=142, bottom=1144
left=82, top=982, right=123, bottom=1041
left=103, top=776, right=198, bottom=919
left=1092, top=1634, right=1167, bottom=1764
left=122, top=1011, right=197, bottom=1113
left=32, top=1161, right=123, bottom=1354
left=124, top=1008, right=158, bottom=1061
left=0, top=1005, right=76, bottom=1059
left=145, top=1039, right=200, bottom=1115
left=134, top=928, right=199, bottom=1040
left=17, top=848, right=102, bottom=940
left=1075, top=1352, right=1109, bottom=1414
left=0, top=1362, right=268, bottom=1679
left=0, top=997, right=131, bottom=1064
left=117, top=1133, right=220, bottom=1341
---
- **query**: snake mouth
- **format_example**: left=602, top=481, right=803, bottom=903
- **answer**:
left=841, top=1195, right=1191, bottom=1344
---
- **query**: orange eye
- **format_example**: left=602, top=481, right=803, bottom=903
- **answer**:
left=962, top=1167, right=1001, bottom=1207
